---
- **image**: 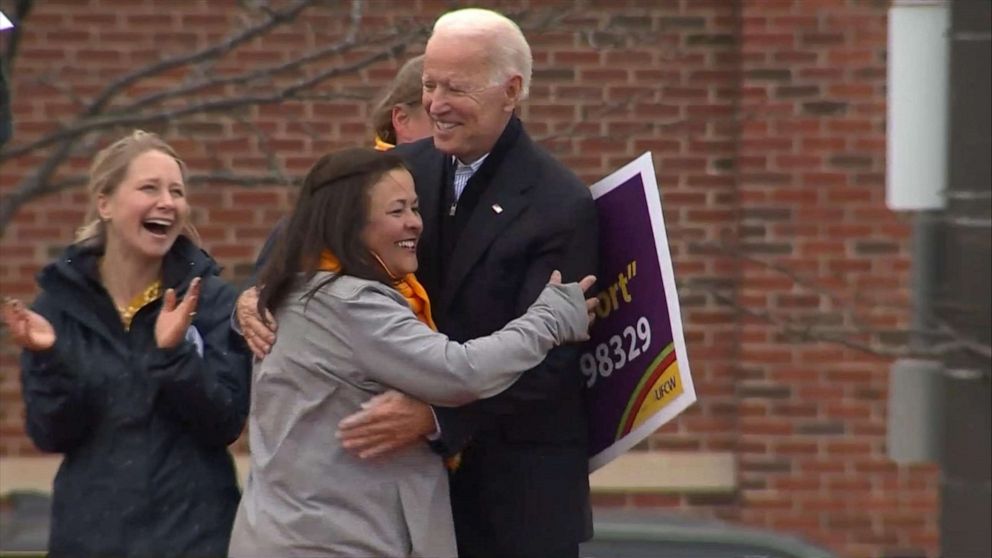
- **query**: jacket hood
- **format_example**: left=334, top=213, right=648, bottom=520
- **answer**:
left=38, top=235, right=220, bottom=296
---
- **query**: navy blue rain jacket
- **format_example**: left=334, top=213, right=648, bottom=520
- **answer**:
left=19, top=236, right=251, bottom=557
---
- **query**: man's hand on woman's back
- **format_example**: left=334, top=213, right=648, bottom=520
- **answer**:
left=236, top=286, right=277, bottom=359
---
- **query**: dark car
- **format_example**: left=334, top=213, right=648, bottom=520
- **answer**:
left=3, top=492, right=836, bottom=558
left=0, top=491, right=48, bottom=556
left=581, top=509, right=837, bottom=558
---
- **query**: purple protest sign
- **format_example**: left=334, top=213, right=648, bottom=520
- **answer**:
left=585, top=153, right=695, bottom=471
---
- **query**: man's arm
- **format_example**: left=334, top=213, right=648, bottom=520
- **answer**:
left=431, top=194, right=598, bottom=454
left=232, top=218, right=285, bottom=359
left=235, top=287, right=275, bottom=360
left=337, top=390, right=440, bottom=459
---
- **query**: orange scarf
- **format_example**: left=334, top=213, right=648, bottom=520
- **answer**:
left=317, top=249, right=436, bottom=330
left=373, top=135, right=395, bottom=152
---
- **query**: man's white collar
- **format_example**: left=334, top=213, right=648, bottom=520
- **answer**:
left=452, top=153, right=489, bottom=172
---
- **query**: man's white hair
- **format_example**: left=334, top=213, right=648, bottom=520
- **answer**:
left=431, top=8, right=533, bottom=101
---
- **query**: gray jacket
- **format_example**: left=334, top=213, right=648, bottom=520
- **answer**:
left=228, top=273, right=588, bottom=558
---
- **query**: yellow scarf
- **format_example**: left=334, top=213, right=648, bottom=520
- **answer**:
left=116, top=280, right=162, bottom=331
left=317, top=250, right=436, bottom=330
left=373, top=135, right=395, bottom=152
left=99, top=256, right=162, bottom=331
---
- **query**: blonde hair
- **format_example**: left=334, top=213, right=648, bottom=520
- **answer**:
left=431, top=8, right=533, bottom=101
left=75, top=130, right=200, bottom=245
left=371, top=55, right=425, bottom=145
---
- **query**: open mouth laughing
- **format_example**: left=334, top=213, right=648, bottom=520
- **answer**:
left=143, top=218, right=174, bottom=237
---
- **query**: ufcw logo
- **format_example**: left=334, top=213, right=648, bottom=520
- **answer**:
left=653, top=375, right=678, bottom=402
left=616, top=344, right=683, bottom=440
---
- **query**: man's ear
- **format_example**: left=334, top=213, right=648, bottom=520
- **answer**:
left=96, top=193, right=112, bottom=222
left=503, top=75, right=523, bottom=112
left=391, top=105, right=409, bottom=134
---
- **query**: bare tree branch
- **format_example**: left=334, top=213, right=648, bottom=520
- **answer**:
left=83, top=0, right=314, bottom=116
left=121, top=11, right=394, bottom=117
left=230, top=113, right=289, bottom=184
left=535, top=92, right=655, bottom=144
left=693, top=239, right=878, bottom=333
left=33, top=169, right=304, bottom=202
left=35, top=75, right=88, bottom=110
left=0, top=17, right=426, bottom=232
left=42, top=36, right=410, bottom=134
left=684, top=279, right=991, bottom=361
left=186, top=171, right=301, bottom=188
left=678, top=237, right=992, bottom=363
left=0, top=0, right=318, bottom=161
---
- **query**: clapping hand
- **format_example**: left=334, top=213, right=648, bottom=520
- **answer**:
left=1, top=298, right=56, bottom=351
left=156, top=277, right=201, bottom=349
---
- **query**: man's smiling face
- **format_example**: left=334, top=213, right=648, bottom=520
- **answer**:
left=421, top=33, right=519, bottom=163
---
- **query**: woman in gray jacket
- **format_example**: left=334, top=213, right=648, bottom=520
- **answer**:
left=228, top=148, right=595, bottom=558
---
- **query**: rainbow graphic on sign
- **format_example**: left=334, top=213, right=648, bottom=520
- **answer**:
left=615, top=343, right=683, bottom=440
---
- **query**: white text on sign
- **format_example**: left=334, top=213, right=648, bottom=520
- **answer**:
left=581, top=316, right=652, bottom=388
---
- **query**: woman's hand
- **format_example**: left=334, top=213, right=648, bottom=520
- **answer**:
left=548, top=270, right=598, bottom=328
left=156, top=277, right=201, bottom=349
left=236, top=286, right=277, bottom=360
left=1, top=298, right=56, bottom=351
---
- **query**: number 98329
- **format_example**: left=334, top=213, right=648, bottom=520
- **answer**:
left=580, top=316, right=651, bottom=388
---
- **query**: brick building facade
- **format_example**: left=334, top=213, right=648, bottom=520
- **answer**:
left=0, top=1, right=938, bottom=557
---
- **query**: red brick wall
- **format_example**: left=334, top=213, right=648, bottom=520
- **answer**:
left=733, top=1, right=938, bottom=555
left=0, top=1, right=938, bottom=556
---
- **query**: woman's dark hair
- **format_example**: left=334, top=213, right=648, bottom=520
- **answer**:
left=257, top=147, right=408, bottom=317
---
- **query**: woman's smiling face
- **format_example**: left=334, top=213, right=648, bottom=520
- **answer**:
left=361, top=168, right=422, bottom=277
left=97, top=149, right=189, bottom=261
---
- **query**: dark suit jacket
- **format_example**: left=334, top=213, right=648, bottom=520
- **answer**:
left=395, top=116, right=599, bottom=558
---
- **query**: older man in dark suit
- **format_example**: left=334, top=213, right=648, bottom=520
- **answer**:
left=337, top=8, right=599, bottom=558
left=238, top=8, right=598, bottom=558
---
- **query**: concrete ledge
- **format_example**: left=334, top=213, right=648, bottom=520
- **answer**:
left=3, top=451, right=735, bottom=496
left=589, top=451, right=736, bottom=493
left=0, top=456, right=252, bottom=496
left=0, top=458, right=58, bottom=495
